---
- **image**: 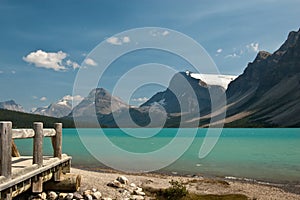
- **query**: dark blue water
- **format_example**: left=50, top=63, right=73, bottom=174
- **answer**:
left=14, top=128, right=300, bottom=184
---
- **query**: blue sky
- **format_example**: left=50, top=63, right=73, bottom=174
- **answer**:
left=0, top=0, right=300, bottom=111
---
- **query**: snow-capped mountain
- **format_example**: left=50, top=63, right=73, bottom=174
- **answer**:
left=32, top=95, right=83, bottom=118
left=0, top=100, right=25, bottom=112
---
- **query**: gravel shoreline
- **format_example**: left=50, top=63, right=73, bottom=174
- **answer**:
left=71, top=167, right=300, bottom=200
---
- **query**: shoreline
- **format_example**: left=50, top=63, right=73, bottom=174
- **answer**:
left=72, top=165, right=300, bottom=189
left=72, top=166, right=300, bottom=198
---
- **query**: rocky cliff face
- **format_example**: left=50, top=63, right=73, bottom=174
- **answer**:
left=0, top=100, right=25, bottom=112
left=141, top=72, right=225, bottom=114
left=225, top=28, right=300, bottom=127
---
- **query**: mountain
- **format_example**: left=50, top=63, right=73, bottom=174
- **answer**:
left=141, top=72, right=227, bottom=115
left=224, top=28, right=300, bottom=127
left=97, top=72, right=229, bottom=128
left=32, top=95, right=79, bottom=118
left=68, top=73, right=234, bottom=127
left=70, top=88, right=128, bottom=118
left=67, top=29, right=300, bottom=128
left=0, top=100, right=25, bottom=112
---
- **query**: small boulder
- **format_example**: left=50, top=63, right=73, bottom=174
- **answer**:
left=117, top=176, right=129, bottom=185
left=58, top=193, right=67, bottom=200
left=84, top=194, right=93, bottom=200
left=83, top=190, right=92, bottom=196
left=130, top=183, right=137, bottom=188
left=107, top=180, right=123, bottom=188
left=47, top=191, right=58, bottom=200
left=73, top=192, right=83, bottom=200
left=130, top=195, right=144, bottom=200
left=64, top=193, right=73, bottom=200
left=92, top=191, right=102, bottom=199
left=136, top=187, right=143, bottom=192
left=101, top=198, right=112, bottom=200
left=134, top=190, right=145, bottom=196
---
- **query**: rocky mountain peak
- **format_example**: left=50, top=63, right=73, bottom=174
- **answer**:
left=253, top=51, right=272, bottom=63
left=276, top=28, right=300, bottom=53
left=225, top=28, right=300, bottom=127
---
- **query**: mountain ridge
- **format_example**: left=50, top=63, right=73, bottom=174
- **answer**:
left=224, top=28, right=300, bottom=127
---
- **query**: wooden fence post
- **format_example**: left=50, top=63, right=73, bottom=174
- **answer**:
left=52, top=123, right=63, bottom=181
left=32, top=122, right=44, bottom=193
left=53, top=123, right=62, bottom=159
left=0, top=121, right=12, bottom=178
left=33, top=122, right=43, bottom=167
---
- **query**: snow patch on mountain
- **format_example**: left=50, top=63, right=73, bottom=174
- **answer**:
left=186, top=71, right=237, bottom=89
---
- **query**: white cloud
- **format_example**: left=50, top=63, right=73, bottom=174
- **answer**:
left=123, top=36, right=130, bottom=43
left=131, top=97, right=149, bottom=103
left=106, top=37, right=122, bottom=45
left=62, top=95, right=83, bottom=102
left=162, top=30, right=170, bottom=36
left=150, top=30, right=170, bottom=37
left=106, top=36, right=131, bottom=45
left=23, top=50, right=79, bottom=71
left=11, top=70, right=16, bottom=74
left=225, top=53, right=240, bottom=59
left=62, top=95, right=84, bottom=106
left=32, top=96, right=38, bottom=99
left=40, top=96, right=47, bottom=101
left=23, top=50, right=67, bottom=71
left=246, top=42, right=259, bottom=53
left=66, top=59, right=80, bottom=69
left=84, top=58, right=97, bottom=66
left=216, top=48, right=223, bottom=53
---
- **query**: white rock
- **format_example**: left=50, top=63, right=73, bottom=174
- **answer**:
left=58, top=193, right=67, bottom=200
left=130, top=195, right=144, bottom=200
left=117, top=176, right=129, bottom=185
left=130, top=183, right=137, bottom=188
left=107, top=180, right=123, bottom=188
left=101, top=198, right=112, bottom=200
left=84, top=194, right=93, bottom=200
left=92, top=191, right=102, bottom=199
left=134, top=190, right=145, bottom=196
left=83, top=190, right=92, bottom=196
left=42, top=192, right=48, bottom=200
left=136, top=187, right=143, bottom=192
left=92, top=188, right=97, bottom=192
left=48, top=191, right=58, bottom=200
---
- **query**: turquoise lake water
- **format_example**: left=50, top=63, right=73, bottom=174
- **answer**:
left=14, top=128, right=300, bottom=184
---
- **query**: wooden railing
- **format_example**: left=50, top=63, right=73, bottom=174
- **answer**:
left=0, top=121, right=62, bottom=179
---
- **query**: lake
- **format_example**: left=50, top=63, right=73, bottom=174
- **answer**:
left=14, top=128, right=300, bottom=184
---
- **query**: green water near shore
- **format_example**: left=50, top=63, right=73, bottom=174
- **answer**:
left=14, top=128, right=300, bottom=184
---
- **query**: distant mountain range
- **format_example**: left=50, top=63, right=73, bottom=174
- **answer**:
left=32, top=96, right=73, bottom=118
left=1, top=28, right=299, bottom=127
left=0, top=100, right=25, bottom=112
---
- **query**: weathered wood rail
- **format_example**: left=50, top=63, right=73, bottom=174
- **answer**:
left=0, top=121, right=75, bottom=200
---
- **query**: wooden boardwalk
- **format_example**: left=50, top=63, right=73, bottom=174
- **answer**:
left=0, top=122, right=73, bottom=200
